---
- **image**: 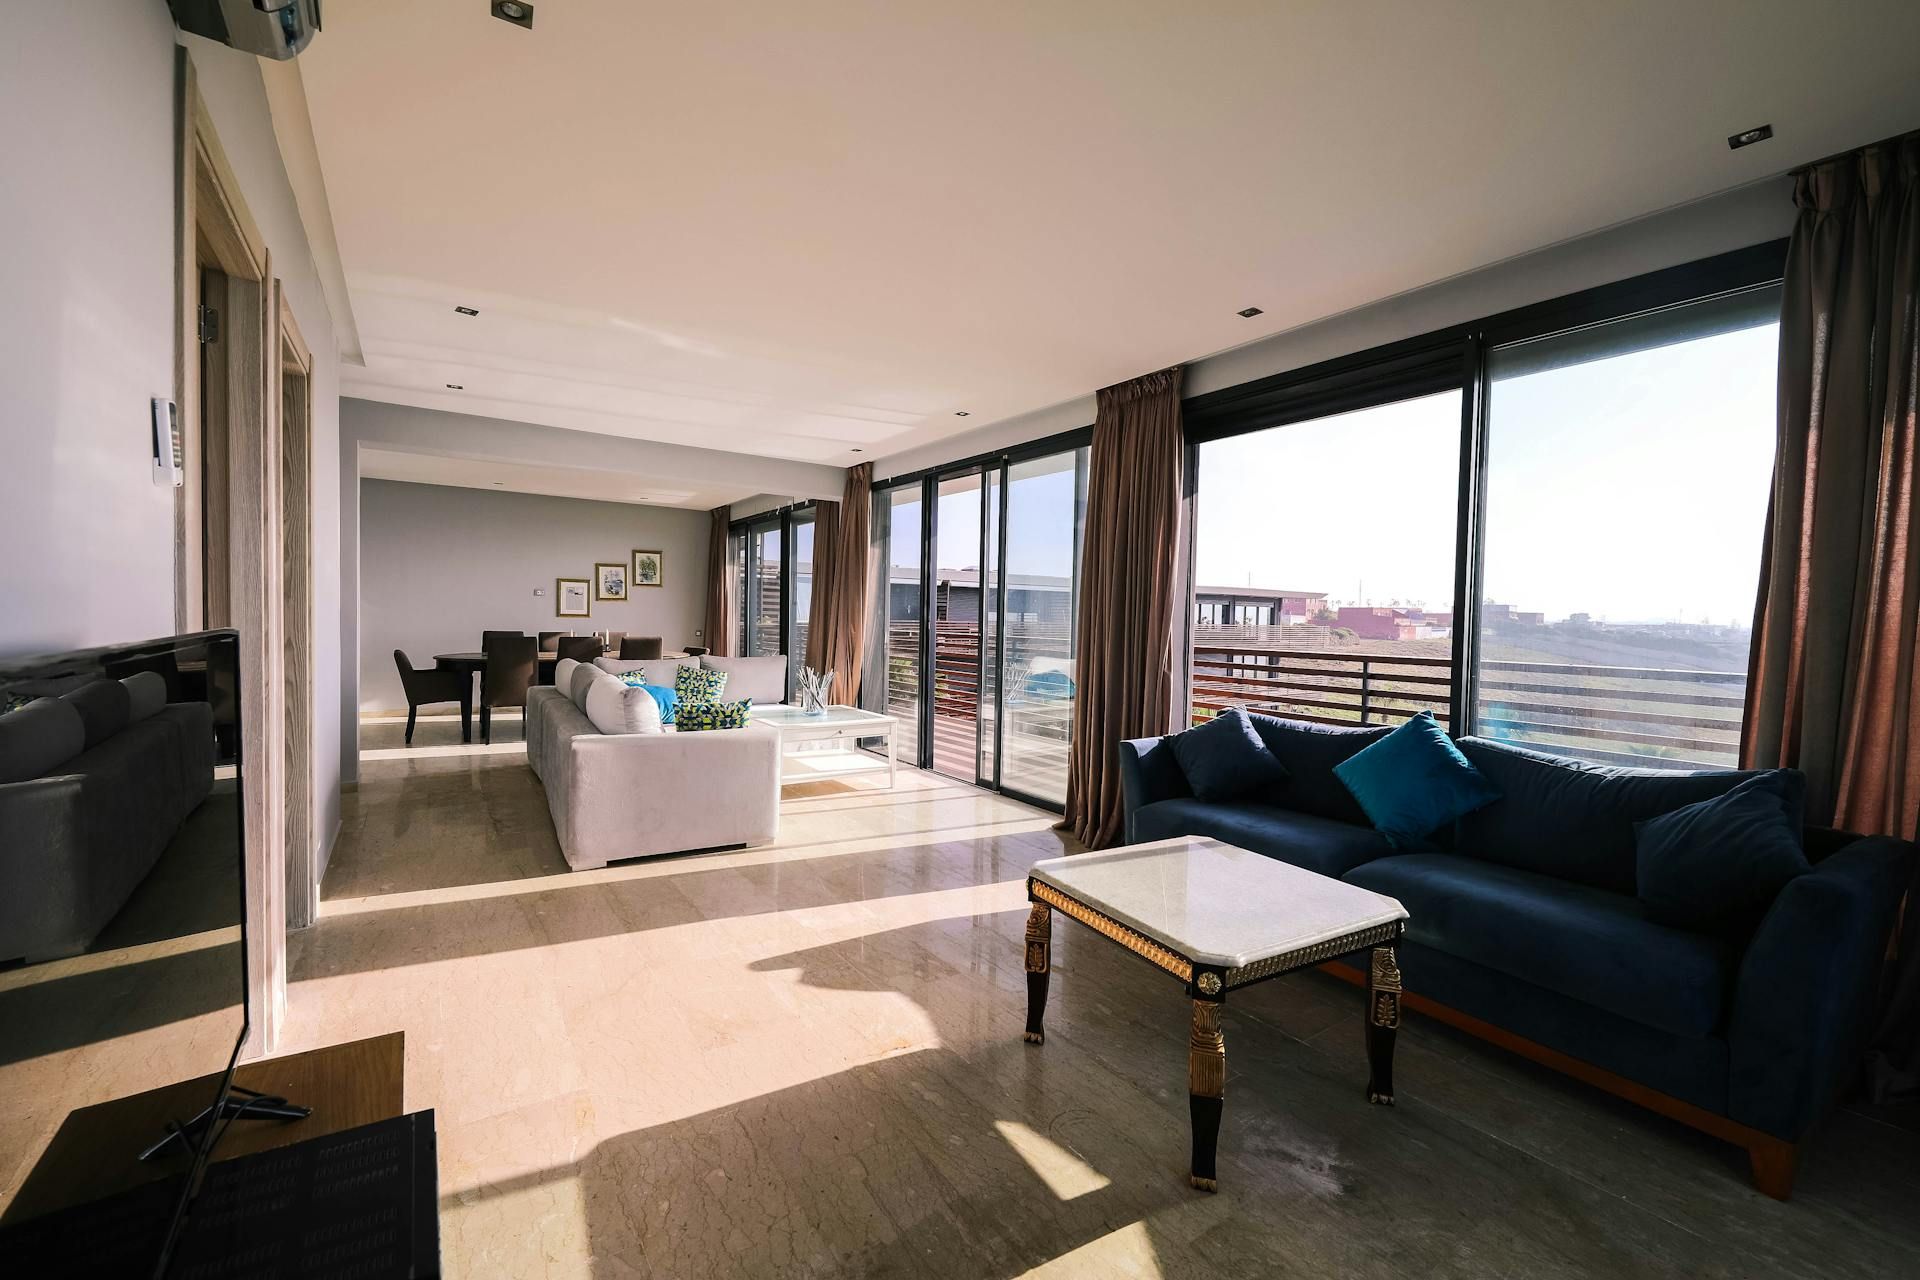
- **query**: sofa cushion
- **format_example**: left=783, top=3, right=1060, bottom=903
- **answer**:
left=1170, top=708, right=1289, bottom=802
left=599, top=656, right=697, bottom=687
left=616, top=678, right=680, bottom=725
left=120, top=671, right=168, bottom=723
left=1346, top=853, right=1735, bottom=1037
left=1454, top=737, right=1800, bottom=894
left=700, top=655, right=786, bottom=704
left=568, top=663, right=603, bottom=710
left=585, top=676, right=665, bottom=736
left=678, top=698, right=753, bottom=732
left=553, top=657, right=581, bottom=690
left=1636, top=773, right=1809, bottom=934
left=1245, top=716, right=1392, bottom=826
left=61, top=678, right=132, bottom=749
left=1132, top=798, right=1394, bottom=879
left=1334, top=712, right=1499, bottom=848
left=0, top=697, right=86, bottom=783
left=677, top=663, right=729, bottom=705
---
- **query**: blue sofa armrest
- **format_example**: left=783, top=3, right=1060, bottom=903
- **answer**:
left=1118, top=735, right=1189, bottom=844
left=1728, top=834, right=1916, bottom=1139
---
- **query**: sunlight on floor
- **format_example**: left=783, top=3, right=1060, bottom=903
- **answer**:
left=994, top=1120, right=1111, bottom=1201
left=1014, top=1220, right=1163, bottom=1279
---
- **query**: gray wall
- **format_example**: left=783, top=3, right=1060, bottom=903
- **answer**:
left=359, top=480, right=709, bottom=711
left=1, top=11, right=346, bottom=877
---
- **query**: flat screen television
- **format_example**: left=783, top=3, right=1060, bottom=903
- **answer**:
left=0, top=630, right=250, bottom=1275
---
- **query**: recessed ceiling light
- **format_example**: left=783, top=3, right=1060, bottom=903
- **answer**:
left=445, top=383, right=464, bottom=390
left=491, top=481, right=504, bottom=486
left=491, top=1, right=534, bottom=28
left=850, top=448, right=864, bottom=453
left=954, top=410, right=970, bottom=417
left=454, top=305, right=479, bottom=316
left=1727, top=123, right=1773, bottom=150
left=1237, top=306, right=1264, bottom=318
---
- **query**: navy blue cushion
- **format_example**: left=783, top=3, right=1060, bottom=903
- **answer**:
left=1333, top=712, right=1499, bottom=848
left=1454, top=738, right=1802, bottom=895
left=1132, top=798, right=1394, bottom=879
left=1346, top=853, right=1736, bottom=1037
left=1636, top=773, right=1808, bottom=933
left=1169, top=707, right=1289, bottom=802
left=1246, top=715, right=1391, bottom=826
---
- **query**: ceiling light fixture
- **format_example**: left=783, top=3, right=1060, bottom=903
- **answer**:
left=850, top=448, right=864, bottom=453
left=1727, top=123, right=1773, bottom=151
left=491, top=1, right=534, bottom=29
left=1237, top=306, right=1264, bottom=318
left=445, top=383, right=464, bottom=390
left=454, top=305, right=479, bottom=316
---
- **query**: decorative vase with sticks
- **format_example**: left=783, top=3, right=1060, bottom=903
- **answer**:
left=797, top=666, right=834, bottom=716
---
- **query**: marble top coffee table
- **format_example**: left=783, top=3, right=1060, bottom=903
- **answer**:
left=1023, top=836, right=1409, bottom=1192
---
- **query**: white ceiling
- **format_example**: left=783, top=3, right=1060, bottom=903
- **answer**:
left=300, top=1, right=1920, bottom=469
left=357, top=448, right=736, bottom=509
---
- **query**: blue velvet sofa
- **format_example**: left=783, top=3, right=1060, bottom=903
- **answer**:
left=1119, top=714, right=1916, bottom=1198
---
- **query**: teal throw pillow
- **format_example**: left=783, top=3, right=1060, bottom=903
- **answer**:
left=617, top=676, right=680, bottom=725
left=675, top=664, right=727, bottom=706
left=1333, top=711, right=1500, bottom=848
left=678, top=698, right=753, bottom=732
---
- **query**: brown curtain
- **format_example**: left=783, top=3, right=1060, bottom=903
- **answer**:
left=805, top=463, right=872, bottom=700
left=704, top=506, right=735, bottom=657
left=1064, top=368, right=1185, bottom=848
left=1742, top=132, right=1920, bottom=1103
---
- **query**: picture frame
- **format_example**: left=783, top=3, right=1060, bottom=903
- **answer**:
left=556, top=577, right=591, bottom=617
left=594, top=561, right=628, bottom=601
left=632, top=549, right=664, bottom=589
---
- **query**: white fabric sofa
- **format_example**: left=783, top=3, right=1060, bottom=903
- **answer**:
left=526, top=668, right=780, bottom=871
left=590, top=653, right=791, bottom=706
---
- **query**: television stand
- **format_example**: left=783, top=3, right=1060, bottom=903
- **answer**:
left=138, top=1084, right=313, bottom=1161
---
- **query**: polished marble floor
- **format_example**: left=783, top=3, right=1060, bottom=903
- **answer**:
left=8, top=710, right=1914, bottom=1277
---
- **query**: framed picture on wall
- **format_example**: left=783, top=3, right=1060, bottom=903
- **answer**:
left=556, top=578, right=591, bottom=617
left=595, top=561, right=628, bottom=601
left=632, top=549, right=664, bottom=588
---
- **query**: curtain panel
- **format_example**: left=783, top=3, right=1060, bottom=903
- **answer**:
left=704, top=506, right=735, bottom=657
left=804, top=463, right=873, bottom=701
left=1741, top=131, right=1920, bottom=1103
left=1064, top=367, right=1185, bottom=848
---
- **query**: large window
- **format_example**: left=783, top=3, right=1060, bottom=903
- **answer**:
left=1190, top=391, right=1463, bottom=730
left=743, top=518, right=783, bottom=659
left=789, top=507, right=815, bottom=688
left=996, top=448, right=1086, bottom=805
left=876, top=485, right=924, bottom=767
left=1471, top=289, right=1780, bottom=768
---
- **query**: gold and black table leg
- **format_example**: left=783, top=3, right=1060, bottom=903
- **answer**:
left=1365, top=945, right=1402, bottom=1105
left=1188, top=967, right=1227, bottom=1191
left=1024, top=900, right=1051, bottom=1045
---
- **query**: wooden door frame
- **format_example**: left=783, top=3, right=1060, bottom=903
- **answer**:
left=174, top=52, right=288, bottom=1057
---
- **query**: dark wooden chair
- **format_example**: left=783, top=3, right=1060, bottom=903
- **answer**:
left=482, top=630, right=525, bottom=651
left=683, top=646, right=710, bottom=658
left=393, top=650, right=464, bottom=745
left=538, top=631, right=568, bottom=652
left=555, top=636, right=600, bottom=663
left=479, top=634, right=538, bottom=745
left=619, top=636, right=664, bottom=660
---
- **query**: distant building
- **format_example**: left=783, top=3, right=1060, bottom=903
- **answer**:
left=889, top=567, right=1074, bottom=626
left=1335, top=606, right=1448, bottom=641
left=1194, top=586, right=1328, bottom=626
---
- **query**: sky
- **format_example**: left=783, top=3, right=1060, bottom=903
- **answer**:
left=1194, top=321, right=1779, bottom=625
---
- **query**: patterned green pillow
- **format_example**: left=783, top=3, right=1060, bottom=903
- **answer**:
left=675, top=664, right=727, bottom=705
left=677, top=698, right=753, bottom=732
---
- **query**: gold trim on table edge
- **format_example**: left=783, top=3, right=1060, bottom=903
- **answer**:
left=1224, top=921, right=1403, bottom=989
left=1029, top=881, right=1194, bottom=983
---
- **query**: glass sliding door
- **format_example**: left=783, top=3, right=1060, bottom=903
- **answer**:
left=789, top=507, right=815, bottom=689
left=1190, top=391, right=1464, bottom=730
left=1471, top=288, right=1780, bottom=767
left=931, top=471, right=987, bottom=781
left=743, top=518, right=783, bottom=659
left=876, top=484, right=924, bottom=768
left=997, top=447, right=1087, bottom=806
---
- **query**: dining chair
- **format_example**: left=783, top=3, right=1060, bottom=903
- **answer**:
left=481, top=630, right=525, bottom=653
left=619, top=636, right=664, bottom=660
left=479, top=634, right=538, bottom=745
left=683, top=645, right=710, bottom=658
left=393, top=650, right=465, bottom=745
left=538, top=631, right=568, bottom=652
left=555, top=635, right=600, bottom=663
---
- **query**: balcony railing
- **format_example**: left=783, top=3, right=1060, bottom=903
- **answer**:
left=1188, top=630, right=1746, bottom=770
